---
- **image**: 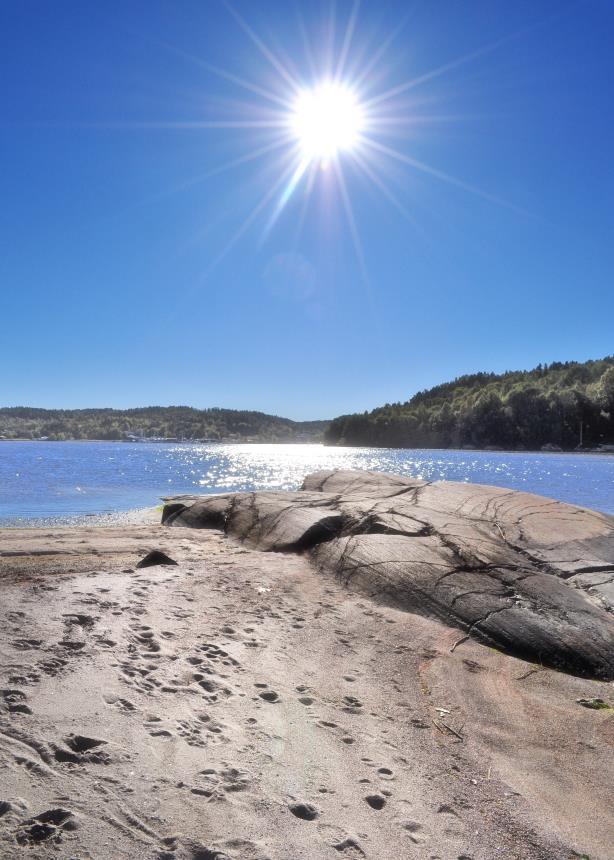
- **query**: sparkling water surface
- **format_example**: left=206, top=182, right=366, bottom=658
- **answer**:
left=0, top=441, right=612, bottom=526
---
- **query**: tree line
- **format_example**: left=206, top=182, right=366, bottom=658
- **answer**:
left=0, top=406, right=328, bottom=443
left=325, top=357, right=614, bottom=450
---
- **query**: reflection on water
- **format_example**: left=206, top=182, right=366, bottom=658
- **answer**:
left=0, top=441, right=612, bottom=524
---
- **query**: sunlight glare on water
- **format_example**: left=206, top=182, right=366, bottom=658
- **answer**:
left=0, top=441, right=612, bottom=525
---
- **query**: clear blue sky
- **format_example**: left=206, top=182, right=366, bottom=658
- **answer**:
left=1, top=0, right=612, bottom=420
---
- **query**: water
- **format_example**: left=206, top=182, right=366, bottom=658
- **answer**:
left=0, top=441, right=612, bottom=526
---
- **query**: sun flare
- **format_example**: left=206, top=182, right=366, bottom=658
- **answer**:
left=170, top=2, right=516, bottom=278
left=290, top=82, right=364, bottom=162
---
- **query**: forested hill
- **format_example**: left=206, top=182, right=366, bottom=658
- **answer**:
left=325, top=357, right=614, bottom=451
left=0, top=406, right=328, bottom=443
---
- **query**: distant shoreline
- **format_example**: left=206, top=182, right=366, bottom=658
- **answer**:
left=0, top=438, right=313, bottom=445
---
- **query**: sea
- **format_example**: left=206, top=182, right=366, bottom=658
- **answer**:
left=0, top=441, right=612, bottom=526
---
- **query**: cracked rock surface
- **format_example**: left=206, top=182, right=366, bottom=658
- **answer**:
left=164, top=469, right=614, bottom=680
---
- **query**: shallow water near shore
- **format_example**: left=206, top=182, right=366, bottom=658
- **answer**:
left=0, top=440, right=612, bottom=525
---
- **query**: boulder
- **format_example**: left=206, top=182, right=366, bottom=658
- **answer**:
left=163, top=470, right=614, bottom=679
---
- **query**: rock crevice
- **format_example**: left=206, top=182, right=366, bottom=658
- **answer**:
left=164, top=469, right=614, bottom=679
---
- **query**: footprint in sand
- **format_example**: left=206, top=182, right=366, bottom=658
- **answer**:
left=199, top=642, right=241, bottom=669
left=258, top=689, right=280, bottom=703
left=1, top=688, right=32, bottom=715
left=7, top=669, right=40, bottom=686
left=53, top=734, right=109, bottom=765
left=175, top=715, right=226, bottom=748
left=119, top=659, right=162, bottom=693
left=397, top=818, right=426, bottom=845
left=341, top=695, right=363, bottom=715
left=38, top=656, right=68, bottom=677
left=188, top=837, right=260, bottom=859
left=190, top=765, right=251, bottom=798
left=16, top=807, right=78, bottom=846
left=130, top=624, right=162, bottom=654
left=197, top=678, right=233, bottom=701
left=94, top=635, right=117, bottom=647
left=334, top=838, right=366, bottom=856
left=364, top=794, right=386, bottom=810
left=12, top=639, right=43, bottom=652
left=317, top=824, right=366, bottom=857
left=377, top=766, right=394, bottom=780
left=0, top=798, right=27, bottom=824
left=103, top=694, right=136, bottom=712
left=62, top=612, right=96, bottom=628
left=58, top=640, right=86, bottom=651
left=175, top=719, right=206, bottom=747
left=288, top=800, right=319, bottom=820
left=437, top=803, right=461, bottom=818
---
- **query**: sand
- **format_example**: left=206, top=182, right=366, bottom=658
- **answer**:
left=0, top=520, right=612, bottom=859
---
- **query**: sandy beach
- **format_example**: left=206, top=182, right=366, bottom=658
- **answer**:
left=0, top=505, right=612, bottom=860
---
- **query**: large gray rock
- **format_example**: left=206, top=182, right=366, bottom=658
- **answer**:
left=163, top=470, right=614, bottom=679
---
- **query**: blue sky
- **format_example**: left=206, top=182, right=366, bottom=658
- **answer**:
left=1, top=0, right=612, bottom=420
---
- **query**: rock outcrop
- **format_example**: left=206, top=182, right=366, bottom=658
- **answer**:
left=163, top=470, right=614, bottom=679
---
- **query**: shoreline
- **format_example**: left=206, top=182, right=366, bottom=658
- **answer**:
left=0, top=505, right=161, bottom=530
left=2, top=447, right=613, bottom=527
left=0, top=478, right=612, bottom=859
left=2, top=476, right=613, bottom=528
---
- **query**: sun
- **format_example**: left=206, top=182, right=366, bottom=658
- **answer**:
left=168, top=3, right=515, bottom=277
left=290, top=82, right=365, bottom=162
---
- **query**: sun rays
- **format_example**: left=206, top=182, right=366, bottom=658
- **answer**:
left=139, top=1, right=524, bottom=278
